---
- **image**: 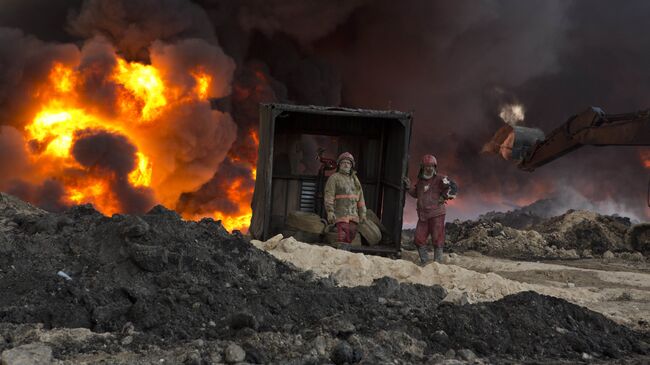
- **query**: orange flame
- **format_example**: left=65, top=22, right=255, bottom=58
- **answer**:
left=129, top=152, right=153, bottom=187
left=20, top=51, right=255, bottom=231
left=191, top=69, right=212, bottom=100
left=181, top=129, right=258, bottom=232
left=113, top=58, right=167, bottom=121
left=642, top=149, right=650, bottom=169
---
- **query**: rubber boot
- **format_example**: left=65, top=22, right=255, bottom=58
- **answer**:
left=338, top=242, right=352, bottom=251
left=417, top=246, right=430, bottom=265
left=434, top=247, right=444, bottom=263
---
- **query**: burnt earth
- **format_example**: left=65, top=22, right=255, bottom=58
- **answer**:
left=0, top=198, right=648, bottom=363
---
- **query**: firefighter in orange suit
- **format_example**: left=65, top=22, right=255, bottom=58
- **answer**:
left=404, top=154, right=457, bottom=264
left=324, top=152, right=367, bottom=249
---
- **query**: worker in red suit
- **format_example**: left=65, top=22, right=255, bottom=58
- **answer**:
left=403, top=154, right=457, bottom=264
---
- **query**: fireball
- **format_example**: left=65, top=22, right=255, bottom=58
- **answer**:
left=19, top=42, right=253, bottom=232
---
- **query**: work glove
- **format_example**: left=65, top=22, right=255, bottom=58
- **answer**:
left=403, top=176, right=411, bottom=188
left=327, top=212, right=336, bottom=224
left=442, top=176, right=458, bottom=200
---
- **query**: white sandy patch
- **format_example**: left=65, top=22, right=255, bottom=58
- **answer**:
left=252, top=235, right=650, bottom=327
left=252, top=235, right=611, bottom=305
left=448, top=253, right=650, bottom=290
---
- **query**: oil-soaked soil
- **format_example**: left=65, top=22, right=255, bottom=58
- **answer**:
left=1, top=194, right=649, bottom=364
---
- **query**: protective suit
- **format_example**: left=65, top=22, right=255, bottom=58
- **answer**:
left=324, top=152, right=367, bottom=245
left=405, top=154, right=457, bottom=263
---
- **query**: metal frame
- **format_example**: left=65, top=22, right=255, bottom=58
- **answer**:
left=250, top=103, right=413, bottom=255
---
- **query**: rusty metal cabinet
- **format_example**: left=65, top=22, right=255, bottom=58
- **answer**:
left=250, top=103, right=412, bottom=255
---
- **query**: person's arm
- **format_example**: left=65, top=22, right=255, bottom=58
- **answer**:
left=357, top=179, right=367, bottom=222
left=324, top=176, right=336, bottom=223
left=404, top=177, right=417, bottom=198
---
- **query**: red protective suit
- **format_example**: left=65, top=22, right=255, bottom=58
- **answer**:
left=336, top=221, right=358, bottom=243
left=407, top=174, right=449, bottom=248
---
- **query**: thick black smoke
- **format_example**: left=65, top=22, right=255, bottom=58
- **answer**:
left=72, top=130, right=155, bottom=213
left=306, top=0, right=649, bottom=221
left=6, top=179, right=67, bottom=212
left=1, top=0, right=649, bottom=222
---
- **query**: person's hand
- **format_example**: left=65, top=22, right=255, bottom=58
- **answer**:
left=403, top=176, right=411, bottom=188
left=327, top=212, right=336, bottom=224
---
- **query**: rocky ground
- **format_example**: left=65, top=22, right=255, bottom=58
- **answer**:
left=1, top=192, right=650, bottom=364
left=404, top=208, right=649, bottom=260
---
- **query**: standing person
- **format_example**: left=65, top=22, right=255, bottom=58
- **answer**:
left=403, top=154, right=457, bottom=264
left=324, top=152, right=367, bottom=249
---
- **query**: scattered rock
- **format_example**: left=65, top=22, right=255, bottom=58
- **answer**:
left=603, top=250, right=615, bottom=259
left=617, top=292, right=633, bottom=301
left=620, top=252, right=645, bottom=262
left=120, top=216, right=150, bottom=238
left=442, top=291, right=471, bottom=305
left=184, top=350, right=201, bottom=365
left=207, top=351, right=223, bottom=364
left=1, top=343, right=53, bottom=365
left=121, top=322, right=135, bottom=335
left=313, top=335, right=327, bottom=356
left=331, top=341, right=362, bottom=365
left=129, top=243, right=169, bottom=272
left=432, top=330, right=449, bottom=344
left=120, top=335, right=133, bottom=345
left=457, top=348, right=477, bottom=362
left=445, top=349, right=456, bottom=358
left=224, top=343, right=246, bottom=364
left=555, top=326, right=569, bottom=334
left=230, top=312, right=258, bottom=331
left=427, top=353, right=446, bottom=364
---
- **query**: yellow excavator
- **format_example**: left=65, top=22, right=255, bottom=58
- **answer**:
left=483, top=106, right=650, bottom=253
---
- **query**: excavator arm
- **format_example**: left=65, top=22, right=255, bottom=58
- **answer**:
left=485, top=107, right=650, bottom=171
left=483, top=106, right=650, bottom=208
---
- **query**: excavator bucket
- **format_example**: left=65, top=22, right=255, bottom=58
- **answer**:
left=483, top=125, right=545, bottom=162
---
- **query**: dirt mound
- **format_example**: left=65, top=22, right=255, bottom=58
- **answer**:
left=440, top=210, right=640, bottom=259
left=478, top=197, right=562, bottom=229
left=0, top=192, right=45, bottom=236
left=0, top=193, right=648, bottom=363
left=535, top=210, right=633, bottom=254
left=426, top=291, right=648, bottom=359
left=444, top=220, right=580, bottom=259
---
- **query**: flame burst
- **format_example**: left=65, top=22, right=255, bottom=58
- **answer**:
left=641, top=149, right=650, bottom=169
left=21, top=51, right=253, bottom=231
left=113, top=59, right=167, bottom=121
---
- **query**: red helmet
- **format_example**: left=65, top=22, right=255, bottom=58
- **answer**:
left=421, top=154, right=437, bottom=167
left=337, top=152, right=355, bottom=167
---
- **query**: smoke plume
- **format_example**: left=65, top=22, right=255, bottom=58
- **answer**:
left=0, top=0, right=648, bottom=225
